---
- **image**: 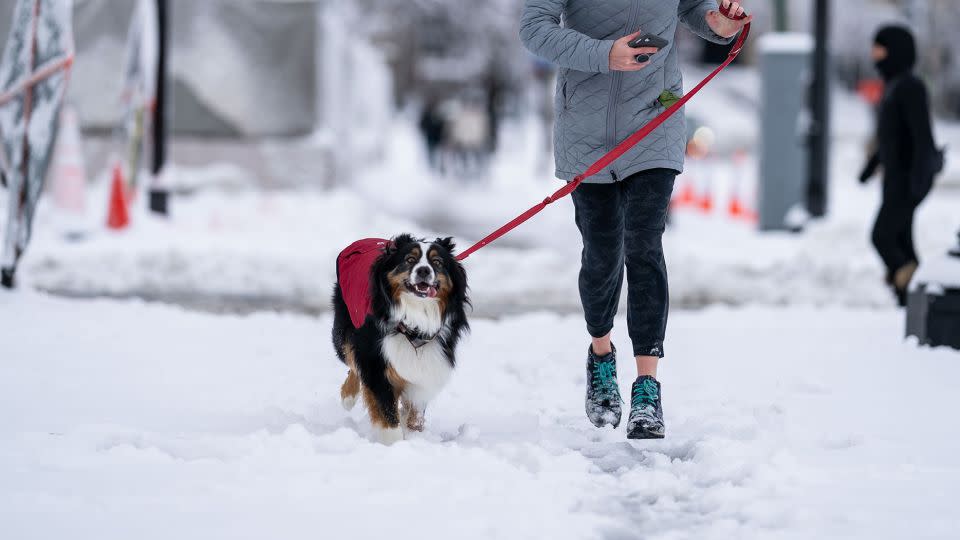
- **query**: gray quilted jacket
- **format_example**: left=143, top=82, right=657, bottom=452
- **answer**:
left=520, top=0, right=734, bottom=183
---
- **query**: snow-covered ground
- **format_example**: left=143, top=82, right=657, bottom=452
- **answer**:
left=2, top=291, right=959, bottom=540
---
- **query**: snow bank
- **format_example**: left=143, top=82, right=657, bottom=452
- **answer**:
left=14, top=113, right=960, bottom=314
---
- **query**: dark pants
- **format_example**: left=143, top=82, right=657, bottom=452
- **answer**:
left=871, top=193, right=918, bottom=276
left=571, top=168, right=676, bottom=358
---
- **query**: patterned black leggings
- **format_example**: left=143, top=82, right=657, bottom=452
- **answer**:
left=571, top=168, right=676, bottom=358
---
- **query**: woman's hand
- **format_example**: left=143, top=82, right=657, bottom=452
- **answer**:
left=609, top=31, right=659, bottom=72
left=705, top=0, right=753, bottom=39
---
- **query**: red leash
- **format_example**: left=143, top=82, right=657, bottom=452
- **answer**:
left=456, top=10, right=750, bottom=261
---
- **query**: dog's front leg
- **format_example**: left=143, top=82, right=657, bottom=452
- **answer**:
left=358, top=366, right=403, bottom=445
left=401, top=395, right=426, bottom=433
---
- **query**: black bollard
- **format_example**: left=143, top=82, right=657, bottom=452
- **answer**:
left=149, top=188, right=169, bottom=215
left=907, top=249, right=960, bottom=351
left=1, top=267, right=14, bottom=289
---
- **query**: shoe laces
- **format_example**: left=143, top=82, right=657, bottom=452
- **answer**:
left=591, top=359, right=623, bottom=402
left=632, top=378, right=659, bottom=409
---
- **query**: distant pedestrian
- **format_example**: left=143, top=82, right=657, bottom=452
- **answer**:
left=485, top=75, right=503, bottom=152
left=520, top=0, right=750, bottom=440
left=859, top=25, right=944, bottom=306
left=447, top=99, right=490, bottom=177
left=419, top=100, right=446, bottom=171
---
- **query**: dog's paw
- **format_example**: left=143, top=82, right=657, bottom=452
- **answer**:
left=374, top=426, right=404, bottom=445
left=405, top=415, right=425, bottom=433
left=341, top=395, right=357, bottom=411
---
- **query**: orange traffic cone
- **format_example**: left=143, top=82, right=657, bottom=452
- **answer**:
left=106, top=163, right=130, bottom=230
left=676, top=182, right=697, bottom=207
left=728, top=193, right=746, bottom=219
left=50, top=106, right=87, bottom=214
left=697, top=188, right=713, bottom=213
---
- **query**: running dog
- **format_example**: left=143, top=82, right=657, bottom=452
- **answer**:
left=332, top=234, right=469, bottom=444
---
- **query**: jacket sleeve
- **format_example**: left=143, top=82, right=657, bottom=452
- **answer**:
left=899, top=77, right=937, bottom=191
left=519, top=0, right=614, bottom=73
left=678, top=0, right=736, bottom=45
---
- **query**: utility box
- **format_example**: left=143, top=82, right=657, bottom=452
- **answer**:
left=907, top=252, right=960, bottom=351
left=757, top=33, right=813, bottom=232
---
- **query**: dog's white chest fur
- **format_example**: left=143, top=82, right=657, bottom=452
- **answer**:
left=382, top=294, right=452, bottom=404
left=381, top=334, right=452, bottom=404
left=392, top=290, right=443, bottom=335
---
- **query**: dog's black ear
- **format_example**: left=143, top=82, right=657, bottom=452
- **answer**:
left=391, top=233, right=416, bottom=251
left=449, top=257, right=469, bottom=306
left=370, top=249, right=395, bottom=315
left=435, top=236, right=457, bottom=255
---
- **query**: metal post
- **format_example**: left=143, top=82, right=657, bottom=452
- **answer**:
left=758, top=33, right=813, bottom=232
left=148, top=0, right=169, bottom=215
left=771, top=0, right=789, bottom=31
left=806, top=0, right=830, bottom=217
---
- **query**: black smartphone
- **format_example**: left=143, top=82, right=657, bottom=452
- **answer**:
left=628, top=33, right=670, bottom=63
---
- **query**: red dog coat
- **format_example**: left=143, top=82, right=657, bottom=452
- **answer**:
left=336, top=238, right=390, bottom=329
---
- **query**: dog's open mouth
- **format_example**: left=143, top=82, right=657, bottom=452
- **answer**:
left=405, top=281, right=439, bottom=298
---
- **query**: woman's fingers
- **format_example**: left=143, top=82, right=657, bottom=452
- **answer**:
left=623, top=60, right=650, bottom=72
left=709, top=0, right=752, bottom=36
left=611, top=56, right=650, bottom=71
left=719, top=0, right=747, bottom=19
left=611, top=55, right=650, bottom=72
left=610, top=30, right=660, bottom=71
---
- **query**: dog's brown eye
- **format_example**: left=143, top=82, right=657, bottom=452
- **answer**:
left=431, top=259, right=442, bottom=268
left=405, top=256, right=417, bottom=265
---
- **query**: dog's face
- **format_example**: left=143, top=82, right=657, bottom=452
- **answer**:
left=370, top=234, right=468, bottom=319
left=382, top=235, right=462, bottom=303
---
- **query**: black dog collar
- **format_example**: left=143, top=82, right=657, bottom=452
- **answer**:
left=395, top=322, right=438, bottom=349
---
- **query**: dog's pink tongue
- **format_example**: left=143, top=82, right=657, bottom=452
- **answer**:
left=427, top=287, right=438, bottom=298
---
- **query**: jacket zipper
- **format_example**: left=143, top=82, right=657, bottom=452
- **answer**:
left=605, top=74, right=623, bottom=152
left=605, top=0, right=643, bottom=179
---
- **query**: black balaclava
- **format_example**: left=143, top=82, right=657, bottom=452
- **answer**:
left=873, top=25, right=916, bottom=81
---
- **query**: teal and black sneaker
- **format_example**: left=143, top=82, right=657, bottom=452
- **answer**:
left=585, top=345, right=623, bottom=428
left=626, top=375, right=665, bottom=439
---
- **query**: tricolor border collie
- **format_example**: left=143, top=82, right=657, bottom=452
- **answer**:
left=332, top=234, right=469, bottom=444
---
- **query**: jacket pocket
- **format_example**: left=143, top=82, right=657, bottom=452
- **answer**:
left=556, top=69, right=569, bottom=111
left=655, top=76, right=683, bottom=110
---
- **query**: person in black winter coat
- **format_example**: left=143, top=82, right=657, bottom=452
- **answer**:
left=859, top=25, right=942, bottom=306
left=419, top=100, right=447, bottom=171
